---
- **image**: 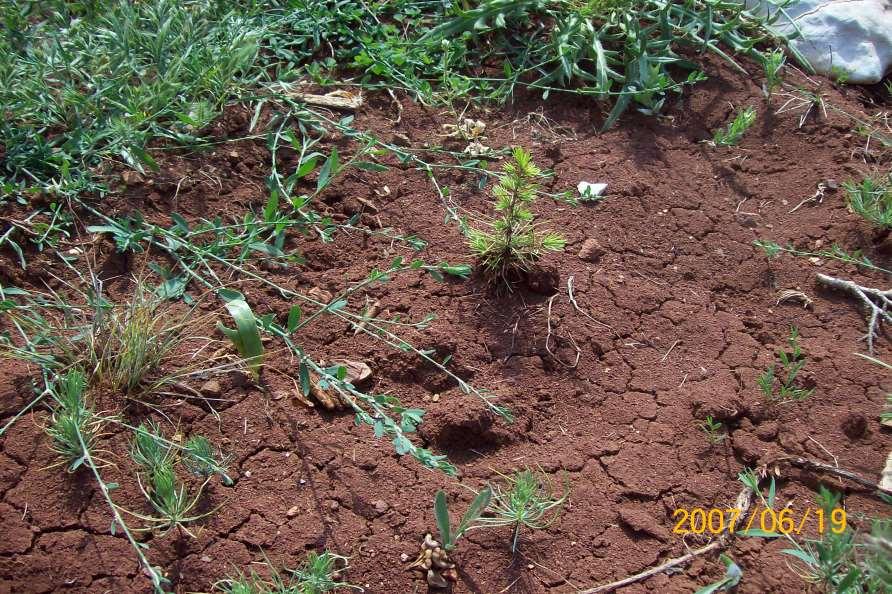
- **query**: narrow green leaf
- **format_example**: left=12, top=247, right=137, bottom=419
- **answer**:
left=434, top=490, right=452, bottom=548
left=458, top=487, right=491, bottom=537
left=299, top=361, right=311, bottom=396
left=287, top=305, right=302, bottom=333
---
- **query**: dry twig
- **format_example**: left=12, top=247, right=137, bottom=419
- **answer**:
left=816, top=273, right=892, bottom=353
left=577, top=454, right=890, bottom=593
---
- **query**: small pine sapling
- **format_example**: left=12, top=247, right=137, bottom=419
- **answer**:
left=475, top=468, right=568, bottom=552
left=467, top=147, right=564, bottom=288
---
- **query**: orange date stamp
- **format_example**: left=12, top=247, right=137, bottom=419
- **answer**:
left=672, top=505, right=847, bottom=536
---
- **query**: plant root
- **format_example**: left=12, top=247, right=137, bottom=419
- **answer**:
left=407, top=533, right=457, bottom=589
left=816, top=273, right=892, bottom=353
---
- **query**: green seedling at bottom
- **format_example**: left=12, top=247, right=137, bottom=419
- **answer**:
left=215, top=551, right=355, bottom=594
left=758, top=326, right=814, bottom=402
left=712, top=106, right=756, bottom=147
left=217, top=298, right=264, bottom=380
left=434, top=487, right=492, bottom=551
left=474, top=468, right=568, bottom=552
left=694, top=554, right=742, bottom=594
left=697, top=416, right=727, bottom=445
left=131, top=462, right=214, bottom=537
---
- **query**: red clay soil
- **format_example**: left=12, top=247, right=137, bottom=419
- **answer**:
left=1, top=55, right=891, bottom=594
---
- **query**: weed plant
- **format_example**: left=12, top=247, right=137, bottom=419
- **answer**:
left=757, top=326, right=814, bottom=402
left=697, top=415, right=726, bottom=445
left=0, top=274, right=223, bottom=395
left=845, top=174, right=892, bottom=231
left=216, top=551, right=355, bottom=594
left=467, top=147, right=564, bottom=288
left=425, top=0, right=799, bottom=128
left=754, top=240, right=892, bottom=277
left=46, top=368, right=102, bottom=471
left=712, top=106, right=757, bottom=146
left=434, top=487, right=492, bottom=552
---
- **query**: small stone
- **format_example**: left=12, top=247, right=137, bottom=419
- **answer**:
left=825, top=178, right=838, bottom=190
left=431, top=394, right=440, bottom=403
left=577, top=238, right=606, bottom=263
left=200, top=379, right=222, bottom=397
left=735, top=213, right=759, bottom=228
left=121, top=170, right=141, bottom=186
left=286, top=506, right=300, bottom=518
left=372, top=500, right=389, bottom=515
left=200, top=555, right=212, bottom=563
left=244, top=471, right=252, bottom=478
left=329, top=500, right=339, bottom=511
left=400, top=552, right=410, bottom=562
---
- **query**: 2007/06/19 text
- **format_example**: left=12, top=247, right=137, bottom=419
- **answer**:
left=672, top=506, right=847, bottom=536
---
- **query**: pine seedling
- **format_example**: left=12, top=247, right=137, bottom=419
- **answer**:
left=762, top=49, right=785, bottom=103
left=758, top=326, right=814, bottom=402
left=215, top=551, right=352, bottom=594
left=712, top=106, right=757, bottom=147
left=475, top=468, right=568, bottom=551
left=292, top=551, right=351, bottom=594
left=467, top=147, right=564, bottom=288
left=844, top=174, right=892, bottom=230
left=182, top=435, right=234, bottom=486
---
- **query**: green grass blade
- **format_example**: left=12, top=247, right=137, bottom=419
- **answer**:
left=434, top=490, right=453, bottom=548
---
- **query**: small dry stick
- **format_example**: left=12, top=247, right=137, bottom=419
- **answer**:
left=578, top=453, right=890, bottom=593
left=789, top=182, right=826, bottom=214
left=352, top=298, right=381, bottom=337
left=567, top=276, right=618, bottom=336
left=816, top=273, right=892, bottom=353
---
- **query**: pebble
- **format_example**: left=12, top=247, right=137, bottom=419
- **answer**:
left=200, top=555, right=212, bottom=563
left=400, top=553, right=410, bottom=562
left=372, top=499, right=389, bottom=514
left=286, top=506, right=300, bottom=518
left=200, top=379, right=222, bottom=397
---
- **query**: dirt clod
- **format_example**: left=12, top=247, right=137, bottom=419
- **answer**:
left=577, top=238, right=606, bottom=263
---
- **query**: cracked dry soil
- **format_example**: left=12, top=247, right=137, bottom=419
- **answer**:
left=1, top=54, right=891, bottom=593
